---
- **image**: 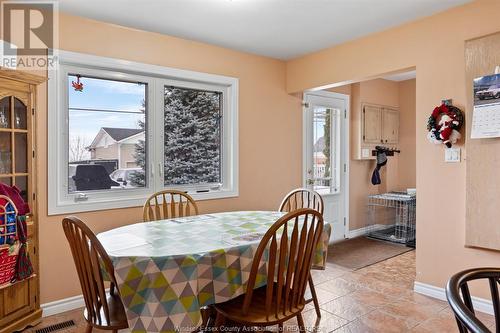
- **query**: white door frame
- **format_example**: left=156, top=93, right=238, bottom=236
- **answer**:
left=303, top=90, right=350, bottom=241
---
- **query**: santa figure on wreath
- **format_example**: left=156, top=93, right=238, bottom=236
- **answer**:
left=427, top=103, right=463, bottom=148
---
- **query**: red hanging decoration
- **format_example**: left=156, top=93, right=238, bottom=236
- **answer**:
left=72, top=75, right=84, bottom=92
left=426, top=102, right=463, bottom=148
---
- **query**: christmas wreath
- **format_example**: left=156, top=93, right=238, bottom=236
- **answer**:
left=427, top=103, right=463, bottom=148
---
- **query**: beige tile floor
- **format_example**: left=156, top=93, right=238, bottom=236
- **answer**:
left=21, top=250, right=494, bottom=332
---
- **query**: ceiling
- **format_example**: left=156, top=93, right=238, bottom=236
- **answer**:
left=59, top=0, right=471, bottom=60
left=381, top=70, right=417, bottom=82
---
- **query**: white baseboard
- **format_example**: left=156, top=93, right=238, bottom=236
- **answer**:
left=41, top=294, right=85, bottom=317
left=348, top=224, right=386, bottom=238
left=414, top=281, right=494, bottom=316
left=41, top=287, right=110, bottom=317
left=348, top=225, right=371, bottom=238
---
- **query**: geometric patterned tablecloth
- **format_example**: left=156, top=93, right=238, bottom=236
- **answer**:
left=97, top=211, right=331, bottom=333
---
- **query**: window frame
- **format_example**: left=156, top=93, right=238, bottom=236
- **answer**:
left=48, top=50, right=239, bottom=215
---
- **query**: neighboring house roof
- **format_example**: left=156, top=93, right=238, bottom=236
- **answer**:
left=88, top=127, right=144, bottom=149
left=102, top=127, right=143, bottom=141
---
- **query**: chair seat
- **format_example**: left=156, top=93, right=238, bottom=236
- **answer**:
left=84, top=292, right=128, bottom=330
left=213, top=284, right=305, bottom=326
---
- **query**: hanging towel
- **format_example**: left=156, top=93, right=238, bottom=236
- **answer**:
left=371, top=148, right=388, bottom=185
left=14, top=215, right=33, bottom=282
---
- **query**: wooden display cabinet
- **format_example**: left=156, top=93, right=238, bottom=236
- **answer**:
left=0, top=67, right=45, bottom=332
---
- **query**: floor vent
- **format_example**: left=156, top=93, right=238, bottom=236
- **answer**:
left=35, top=320, right=76, bottom=333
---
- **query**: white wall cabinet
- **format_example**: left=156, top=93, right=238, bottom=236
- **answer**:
left=358, top=103, right=399, bottom=159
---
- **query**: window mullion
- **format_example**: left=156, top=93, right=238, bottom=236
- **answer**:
left=154, top=79, right=165, bottom=193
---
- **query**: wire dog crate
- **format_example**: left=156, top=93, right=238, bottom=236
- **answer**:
left=366, top=192, right=416, bottom=246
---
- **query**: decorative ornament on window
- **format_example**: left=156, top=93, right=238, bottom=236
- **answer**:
left=427, top=101, right=463, bottom=148
left=71, top=75, right=84, bottom=92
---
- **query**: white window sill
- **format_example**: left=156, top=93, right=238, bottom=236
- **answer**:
left=48, top=189, right=238, bottom=216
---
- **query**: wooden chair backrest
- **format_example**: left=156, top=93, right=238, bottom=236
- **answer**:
left=446, top=267, right=500, bottom=333
left=62, top=216, right=117, bottom=326
left=143, top=190, right=199, bottom=222
left=242, top=208, right=324, bottom=319
left=279, top=188, right=324, bottom=215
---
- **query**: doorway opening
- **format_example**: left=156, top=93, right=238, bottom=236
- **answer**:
left=303, top=68, right=417, bottom=269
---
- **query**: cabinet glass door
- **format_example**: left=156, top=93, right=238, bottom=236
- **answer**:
left=0, top=95, right=29, bottom=201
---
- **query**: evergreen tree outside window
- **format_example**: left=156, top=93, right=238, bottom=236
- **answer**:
left=163, top=86, right=222, bottom=186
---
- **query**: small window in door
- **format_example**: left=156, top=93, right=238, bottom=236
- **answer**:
left=312, top=107, right=340, bottom=195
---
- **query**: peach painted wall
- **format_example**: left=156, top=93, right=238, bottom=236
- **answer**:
left=332, top=78, right=416, bottom=231
left=287, top=0, right=500, bottom=295
left=36, top=14, right=302, bottom=303
left=398, top=79, right=416, bottom=190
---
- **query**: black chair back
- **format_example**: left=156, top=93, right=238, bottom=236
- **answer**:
left=446, top=267, right=500, bottom=333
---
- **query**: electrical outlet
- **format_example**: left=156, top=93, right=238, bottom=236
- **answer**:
left=445, top=148, right=461, bottom=163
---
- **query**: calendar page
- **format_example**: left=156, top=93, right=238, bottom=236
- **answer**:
left=472, top=74, right=500, bottom=139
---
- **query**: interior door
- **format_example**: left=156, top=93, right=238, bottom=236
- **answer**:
left=304, top=92, right=348, bottom=242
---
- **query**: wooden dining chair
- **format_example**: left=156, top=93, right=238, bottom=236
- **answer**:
left=143, top=189, right=199, bottom=222
left=62, top=216, right=128, bottom=333
left=446, top=267, right=500, bottom=333
left=213, top=208, right=324, bottom=331
left=279, top=188, right=324, bottom=317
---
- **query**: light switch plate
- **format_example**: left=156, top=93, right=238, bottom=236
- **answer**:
left=361, top=148, right=370, bottom=158
left=445, top=148, right=461, bottom=163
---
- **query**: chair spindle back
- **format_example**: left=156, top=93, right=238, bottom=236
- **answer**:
left=446, top=268, right=500, bottom=333
left=242, top=208, right=324, bottom=320
left=279, top=188, right=324, bottom=215
left=143, top=190, right=198, bottom=222
left=62, top=216, right=117, bottom=326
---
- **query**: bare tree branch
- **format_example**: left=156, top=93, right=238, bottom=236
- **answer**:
left=69, top=136, right=90, bottom=162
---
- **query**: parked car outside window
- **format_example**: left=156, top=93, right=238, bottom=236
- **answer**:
left=69, top=164, right=119, bottom=192
left=110, top=168, right=144, bottom=188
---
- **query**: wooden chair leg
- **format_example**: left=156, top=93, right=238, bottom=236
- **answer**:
left=297, top=313, right=305, bottom=332
left=214, top=312, right=225, bottom=331
left=201, top=307, right=210, bottom=328
left=85, top=323, right=93, bottom=333
left=308, top=274, right=321, bottom=317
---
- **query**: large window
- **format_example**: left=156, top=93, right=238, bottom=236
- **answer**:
left=48, top=51, right=238, bottom=214
left=163, top=86, right=222, bottom=188
left=67, top=75, right=147, bottom=193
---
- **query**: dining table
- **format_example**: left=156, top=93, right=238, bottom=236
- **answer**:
left=97, top=210, right=331, bottom=333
